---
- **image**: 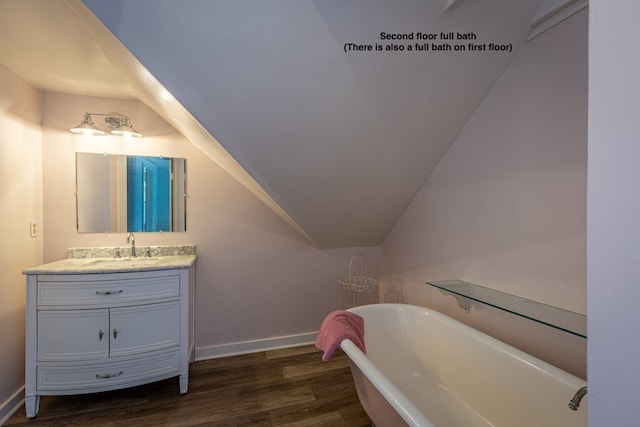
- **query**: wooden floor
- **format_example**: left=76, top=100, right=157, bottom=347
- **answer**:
left=6, top=345, right=371, bottom=426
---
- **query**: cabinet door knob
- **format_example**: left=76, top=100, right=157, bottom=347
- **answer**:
left=98, top=329, right=104, bottom=341
left=113, top=328, right=119, bottom=339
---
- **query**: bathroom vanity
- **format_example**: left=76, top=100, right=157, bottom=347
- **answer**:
left=23, top=248, right=196, bottom=418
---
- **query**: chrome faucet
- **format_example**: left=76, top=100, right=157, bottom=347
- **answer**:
left=127, top=232, right=136, bottom=257
left=568, top=386, right=587, bottom=411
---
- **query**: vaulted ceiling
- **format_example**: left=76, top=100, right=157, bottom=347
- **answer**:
left=0, top=0, right=580, bottom=248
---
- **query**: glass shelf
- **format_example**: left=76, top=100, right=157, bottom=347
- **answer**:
left=426, top=280, right=586, bottom=339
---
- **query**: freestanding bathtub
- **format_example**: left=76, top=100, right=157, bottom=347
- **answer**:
left=341, top=304, right=587, bottom=427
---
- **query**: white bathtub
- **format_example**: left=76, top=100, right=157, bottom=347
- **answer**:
left=341, top=304, right=587, bottom=427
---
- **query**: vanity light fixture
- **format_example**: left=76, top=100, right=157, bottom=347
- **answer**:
left=70, top=112, right=143, bottom=139
left=69, top=113, right=105, bottom=137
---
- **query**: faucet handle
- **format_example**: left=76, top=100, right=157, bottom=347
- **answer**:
left=568, top=386, right=587, bottom=411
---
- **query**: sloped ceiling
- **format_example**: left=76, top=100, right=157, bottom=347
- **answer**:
left=0, top=0, right=136, bottom=99
left=1, top=0, right=549, bottom=248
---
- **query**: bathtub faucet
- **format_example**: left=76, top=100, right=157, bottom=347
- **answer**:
left=568, top=386, right=587, bottom=411
left=127, top=232, right=136, bottom=257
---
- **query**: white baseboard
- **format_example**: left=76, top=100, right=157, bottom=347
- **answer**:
left=0, top=387, right=24, bottom=426
left=194, top=332, right=318, bottom=361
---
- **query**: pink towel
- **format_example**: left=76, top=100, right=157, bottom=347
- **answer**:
left=316, top=310, right=366, bottom=362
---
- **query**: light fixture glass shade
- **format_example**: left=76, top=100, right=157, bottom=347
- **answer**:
left=110, top=121, right=143, bottom=138
left=70, top=114, right=105, bottom=136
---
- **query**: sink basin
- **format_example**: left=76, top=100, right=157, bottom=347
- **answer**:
left=84, top=257, right=163, bottom=268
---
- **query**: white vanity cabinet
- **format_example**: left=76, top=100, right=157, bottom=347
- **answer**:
left=24, top=264, right=195, bottom=418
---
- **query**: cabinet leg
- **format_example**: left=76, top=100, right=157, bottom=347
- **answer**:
left=25, top=395, right=40, bottom=418
left=179, top=374, right=189, bottom=394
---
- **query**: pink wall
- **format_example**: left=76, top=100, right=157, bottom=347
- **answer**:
left=0, top=66, right=43, bottom=420
left=380, top=11, right=587, bottom=378
left=40, top=92, right=379, bottom=352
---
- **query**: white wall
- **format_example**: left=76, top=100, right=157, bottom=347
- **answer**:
left=0, top=66, right=43, bottom=422
left=588, top=1, right=640, bottom=425
left=380, top=10, right=587, bottom=378
left=40, top=92, right=379, bottom=355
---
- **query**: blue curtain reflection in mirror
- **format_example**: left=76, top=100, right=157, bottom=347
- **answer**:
left=127, top=156, right=171, bottom=232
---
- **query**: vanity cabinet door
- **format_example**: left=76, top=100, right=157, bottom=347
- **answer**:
left=38, top=309, right=109, bottom=361
left=109, top=301, right=180, bottom=358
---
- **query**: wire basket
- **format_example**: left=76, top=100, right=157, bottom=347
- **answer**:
left=340, top=252, right=379, bottom=309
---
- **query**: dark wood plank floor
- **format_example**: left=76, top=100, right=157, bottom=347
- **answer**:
left=5, top=345, right=371, bottom=427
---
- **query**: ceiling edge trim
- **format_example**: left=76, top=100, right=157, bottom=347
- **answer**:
left=443, top=0, right=462, bottom=11
left=527, top=0, right=588, bottom=41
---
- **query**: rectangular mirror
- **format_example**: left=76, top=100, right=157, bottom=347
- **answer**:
left=76, top=153, right=187, bottom=233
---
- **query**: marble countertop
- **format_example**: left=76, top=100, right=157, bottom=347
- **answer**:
left=22, top=247, right=196, bottom=274
left=23, top=255, right=196, bottom=275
